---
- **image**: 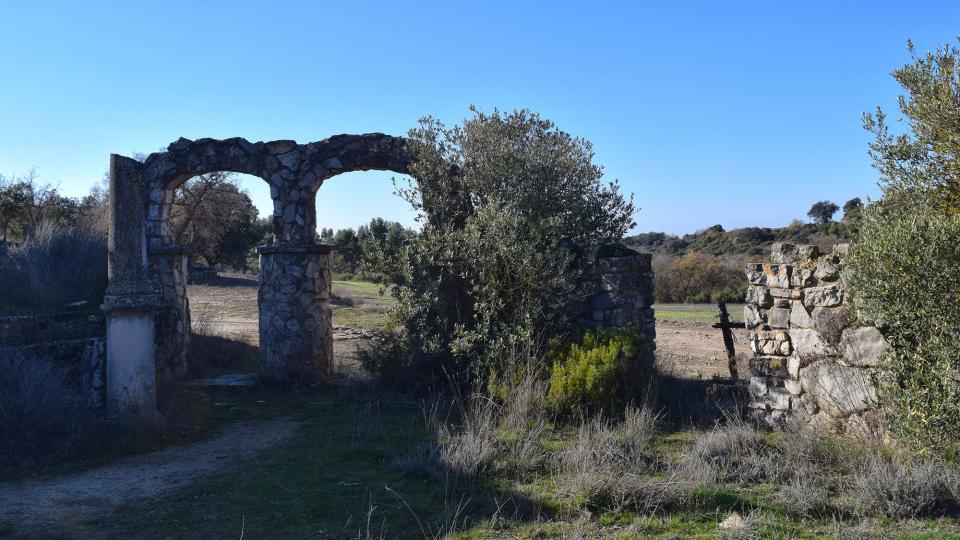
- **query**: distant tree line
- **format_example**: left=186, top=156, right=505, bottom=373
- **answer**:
left=626, top=198, right=863, bottom=303
left=319, top=217, right=417, bottom=276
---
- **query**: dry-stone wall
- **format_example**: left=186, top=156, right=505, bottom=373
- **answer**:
left=577, top=245, right=657, bottom=369
left=744, top=243, right=889, bottom=438
left=0, top=312, right=106, bottom=408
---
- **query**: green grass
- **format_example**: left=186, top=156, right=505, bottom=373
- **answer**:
left=332, top=279, right=395, bottom=330
left=8, top=379, right=959, bottom=538
left=653, top=303, right=745, bottom=325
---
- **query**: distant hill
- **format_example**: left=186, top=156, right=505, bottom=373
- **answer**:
left=625, top=221, right=853, bottom=258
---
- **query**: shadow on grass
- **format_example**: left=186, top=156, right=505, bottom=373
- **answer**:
left=98, top=382, right=554, bottom=539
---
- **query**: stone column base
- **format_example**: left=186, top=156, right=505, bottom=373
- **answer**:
left=102, top=292, right=159, bottom=419
left=257, top=244, right=332, bottom=385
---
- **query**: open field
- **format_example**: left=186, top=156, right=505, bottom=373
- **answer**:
left=654, top=303, right=744, bottom=325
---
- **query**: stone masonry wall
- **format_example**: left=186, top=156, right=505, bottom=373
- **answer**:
left=578, top=245, right=657, bottom=369
left=0, top=312, right=107, bottom=408
left=258, top=245, right=332, bottom=384
left=744, top=243, right=889, bottom=438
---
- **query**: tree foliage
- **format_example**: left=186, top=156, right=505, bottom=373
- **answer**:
left=807, top=200, right=839, bottom=224
left=364, top=108, right=636, bottom=388
left=170, top=172, right=265, bottom=269
left=848, top=39, right=960, bottom=455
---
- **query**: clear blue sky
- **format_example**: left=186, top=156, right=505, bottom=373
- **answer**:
left=1, top=1, right=956, bottom=235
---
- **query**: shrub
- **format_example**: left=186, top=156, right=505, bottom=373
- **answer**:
left=367, top=108, right=635, bottom=390
left=851, top=456, right=946, bottom=518
left=680, top=419, right=772, bottom=484
left=0, top=224, right=106, bottom=314
left=546, top=326, right=643, bottom=413
left=0, top=355, right=102, bottom=466
left=554, top=404, right=662, bottom=510
left=848, top=39, right=960, bottom=455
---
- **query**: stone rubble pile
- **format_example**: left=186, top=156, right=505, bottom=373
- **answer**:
left=744, top=242, right=889, bottom=438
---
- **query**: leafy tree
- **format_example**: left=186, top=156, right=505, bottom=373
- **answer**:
left=842, top=197, right=863, bottom=221
left=364, top=107, right=636, bottom=388
left=170, top=171, right=261, bottom=268
left=0, top=172, right=83, bottom=242
left=849, top=39, right=960, bottom=455
left=807, top=200, right=839, bottom=224
left=331, top=228, right=361, bottom=273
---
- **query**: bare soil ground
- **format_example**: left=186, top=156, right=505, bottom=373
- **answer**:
left=0, top=419, right=296, bottom=538
left=654, top=319, right=751, bottom=380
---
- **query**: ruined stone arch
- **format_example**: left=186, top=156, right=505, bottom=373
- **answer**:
left=103, top=134, right=410, bottom=416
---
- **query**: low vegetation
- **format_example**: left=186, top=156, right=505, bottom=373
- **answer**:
left=0, top=355, right=103, bottom=468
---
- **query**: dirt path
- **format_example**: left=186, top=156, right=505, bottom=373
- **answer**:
left=0, top=419, right=297, bottom=538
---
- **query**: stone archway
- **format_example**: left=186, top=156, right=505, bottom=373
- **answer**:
left=103, top=134, right=410, bottom=416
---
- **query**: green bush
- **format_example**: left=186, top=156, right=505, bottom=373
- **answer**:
left=546, top=327, right=642, bottom=413
left=847, top=209, right=960, bottom=455
left=848, top=39, right=960, bottom=456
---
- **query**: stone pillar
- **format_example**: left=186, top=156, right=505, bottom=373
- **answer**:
left=257, top=244, right=332, bottom=384
left=148, top=244, right=190, bottom=403
left=102, top=154, right=159, bottom=418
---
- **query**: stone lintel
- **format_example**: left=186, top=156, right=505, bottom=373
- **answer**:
left=257, top=243, right=333, bottom=255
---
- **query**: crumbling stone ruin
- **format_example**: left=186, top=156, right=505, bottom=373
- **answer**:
left=744, top=242, right=889, bottom=439
left=0, top=312, right=106, bottom=408
left=101, top=134, right=657, bottom=418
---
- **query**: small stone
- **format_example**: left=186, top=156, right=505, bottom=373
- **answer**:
left=784, top=378, right=802, bottom=395
left=769, top=387, right=791, bottom=410
left=749, top=376, right=768, bottom=397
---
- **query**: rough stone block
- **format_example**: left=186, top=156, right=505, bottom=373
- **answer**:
left=790, top=267, right=815, bottom=288
left=811, top=306, right=852, bottom=345
left=749, top=376, right=768, bottom=397
left=814, top=259, right=839, bottom=281
left=743, top=304, right=765, bottom=329
left=789, top=301, right=813, bottom=328
left=762, top=264, right=791, bottom=288
left=840, top=326, right=890, bottom=367
left=751, top=330, right=791, bottom=356
left=799, top=361, right=876, bottom=418
left=802, top=285, right=843, bottom=308
left=791, top=328, right=839, bottom=358
left=784, top=378, right=802, bottom=395
left=768, top=387, right=791, bottom=410
left=766, top=307, right=791, bottom=329
left=745, top=285, right=773, bottom=308
left=769, top=287, right=801, bottom=300
left=745, top=263, right=765, bottom=285
left=771, top=242, right=820, bottom=264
